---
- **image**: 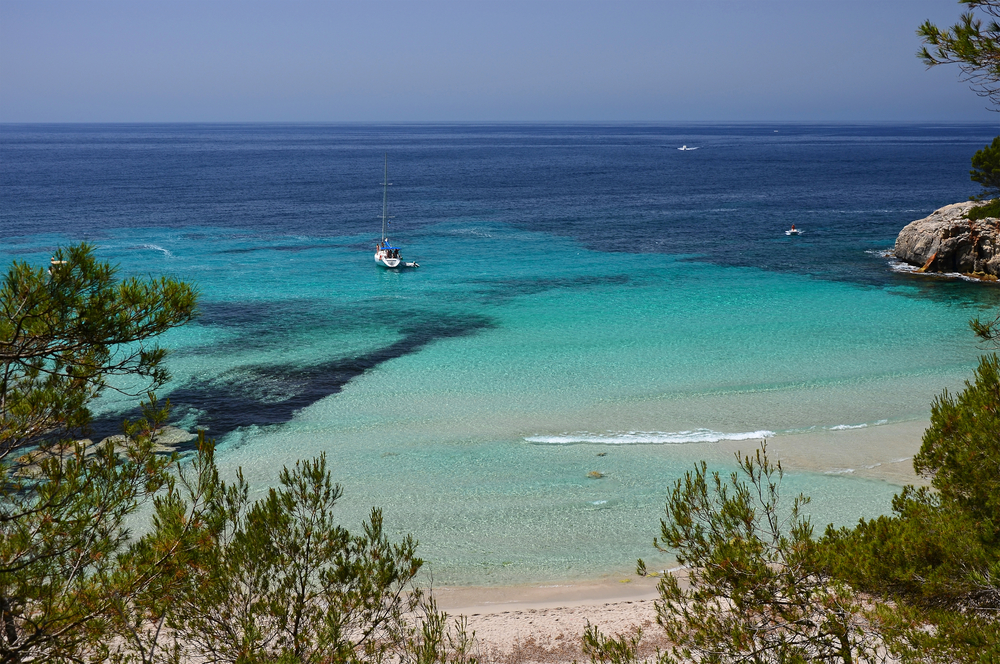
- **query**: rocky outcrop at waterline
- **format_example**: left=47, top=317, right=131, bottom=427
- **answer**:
left=12, top=427, right=198, bottom=478
left=894, top=202, right=1000, bottom=279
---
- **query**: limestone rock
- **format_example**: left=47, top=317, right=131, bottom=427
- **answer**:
left=14, top=439, right=95, bottom=478
left=154, top=425, right=198, bottom=448
left=894, top=202, right=1000, bottom=278
left=97, top=426, right=197, bottom=454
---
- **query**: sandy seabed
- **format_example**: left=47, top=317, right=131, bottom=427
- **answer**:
left=432, top=420, right=929, bottom=662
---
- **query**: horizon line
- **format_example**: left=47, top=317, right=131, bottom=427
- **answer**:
left=2, top=119, right=998, bottom=127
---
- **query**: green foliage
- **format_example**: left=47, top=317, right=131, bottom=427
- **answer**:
left=871, top=602, right=1000, bottom=664
left=177, top=453, right=423, bottom=663
left=822, top=487, right=994, bottom=608
left=0, top=244, right=197, bottom=662
left=918, top=1, right=1000, bottom=108
left=0, top=395, right=187, bottom=663
left=969, top=136, right=1000, bottom=200
left=582, top=623, right=643, bottom=664
left=401, top=596, right=479, bottom=664
left=966, top=197, right=1000, bottom=219
left=970, top=307, right=1000, bottom=345
left=0, top=246, right=475, bottom=663
left=916, top=353, right=1000, bottom=532
left=588, top=445, right=884, bottom=664
left=107, top=432, right=223, bottom=664
left=1, top=243, right=197, bottom=456
left=828, top=353, right=1000, bottom=610
left=111, top=451, right=477, bottom=664
left=820, top=354, right=1000, bottom=661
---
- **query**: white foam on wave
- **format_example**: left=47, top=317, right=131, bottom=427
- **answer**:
left=827, top=419, right=887, bottom=431
left=871, top=457, right=912, bottom=468
left=873, top=247, right=922, bottom=274
left=878, top=248, right=993, bottom=282
left=137, top=243, right=174, bottom=258
left=524, top=429, right=775, bottom=445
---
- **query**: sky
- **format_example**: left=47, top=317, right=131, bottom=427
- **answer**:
left=1, top=0, right=998, bottom=123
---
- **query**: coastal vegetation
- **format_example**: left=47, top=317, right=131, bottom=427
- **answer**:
left=0, top=246, right=472, bottom=663
left=583, top=355, right=1000, bottom=663
left=921, top=1, right=1000, bottom=218
left=918, top=0, right=1000, bottom=108
left=970, top=136, right=1000, bottom=200
left=967, top=137, right=1000, bottom=219
left=630, top=447, right=880, bottom=662
left=0, top=244, right=196, bottom=661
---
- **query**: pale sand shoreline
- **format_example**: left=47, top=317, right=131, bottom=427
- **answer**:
left=711, top=418, right=930, bottom=487
left=432, top=420, right=930, bottom=661
left=435, top=578, right=665, bottom=662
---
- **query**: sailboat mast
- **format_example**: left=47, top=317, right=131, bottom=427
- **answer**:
left=381, top=154, right=388, bottom=243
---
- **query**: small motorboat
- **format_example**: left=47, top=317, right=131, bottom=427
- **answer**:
left=785, top=224, right=801, bottom=236
left=678, top=145, right=699, bottom=151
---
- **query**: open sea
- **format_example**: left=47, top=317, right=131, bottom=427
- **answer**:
left=2, top=123, right=999, bottom=585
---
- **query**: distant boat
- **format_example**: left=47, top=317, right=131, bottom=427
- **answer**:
left=678, top=145, right=699, bottom=151
left=785, top=224, right=801, bottom=236
left=374, top=155, right=418, bottom=269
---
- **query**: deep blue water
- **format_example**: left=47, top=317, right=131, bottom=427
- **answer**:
left=2, top=123, right=999, bottom=584
left=3, top=123, right=992, bottom=278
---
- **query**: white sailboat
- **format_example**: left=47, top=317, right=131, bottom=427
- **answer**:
left=374, top=155, right=418, bottom=269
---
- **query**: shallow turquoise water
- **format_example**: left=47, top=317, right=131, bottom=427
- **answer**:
left=12, top=220, right=984, bottom=584
left=3, top=123, right=998, bottom=584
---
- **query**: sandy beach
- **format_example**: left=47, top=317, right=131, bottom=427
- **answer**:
left=436, top=578, right=664, bottom=663
left=433, top=420, right=930, bottom=662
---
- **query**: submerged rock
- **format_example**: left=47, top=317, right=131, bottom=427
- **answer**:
left=154, top=426, right=198, bottom=450
left=97, top=426, right=198, bottom=455
left=894, top=202, right=1000, bottom=278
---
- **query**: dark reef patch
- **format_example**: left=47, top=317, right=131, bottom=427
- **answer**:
left=89, top=312, right=495, bottom=442
left=470, top=274, right=631, bottom=303
left=190, top=299, right=421, bottom=358
left=216, top=242, right=353, bottom=255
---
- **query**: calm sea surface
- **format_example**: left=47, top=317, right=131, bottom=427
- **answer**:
left=2, top=123, right=999, bottom=584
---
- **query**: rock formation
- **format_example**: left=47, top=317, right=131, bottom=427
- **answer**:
left=894, top=202, right=1000, bottom=279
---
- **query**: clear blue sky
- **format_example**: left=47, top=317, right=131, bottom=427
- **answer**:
left=1, top=0, right=997, bottom=122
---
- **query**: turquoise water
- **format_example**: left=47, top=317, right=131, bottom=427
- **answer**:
left=3, top=124, right=998, bottom=584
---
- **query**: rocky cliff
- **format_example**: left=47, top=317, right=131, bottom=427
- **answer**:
left=894, top=202, right=1000, bottom=279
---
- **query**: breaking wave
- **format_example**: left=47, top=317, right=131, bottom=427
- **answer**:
left=524, top=429, right=775, bottom=445
left=827, top=419, right=888, bottom=431
left=137, top=243, right=174, bottom=258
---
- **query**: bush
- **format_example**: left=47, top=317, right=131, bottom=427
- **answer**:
left=966, top=197, right=1000, bottom=220
left=586, top=446, right=882, bottom=664
left=970, top=136, right=1000, bottom=200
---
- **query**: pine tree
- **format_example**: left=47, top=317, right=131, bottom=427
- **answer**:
left=0, top=244, right=196, bottom=661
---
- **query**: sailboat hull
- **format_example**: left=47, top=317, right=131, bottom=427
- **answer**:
left=375, top=251, right=401, bottom=268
